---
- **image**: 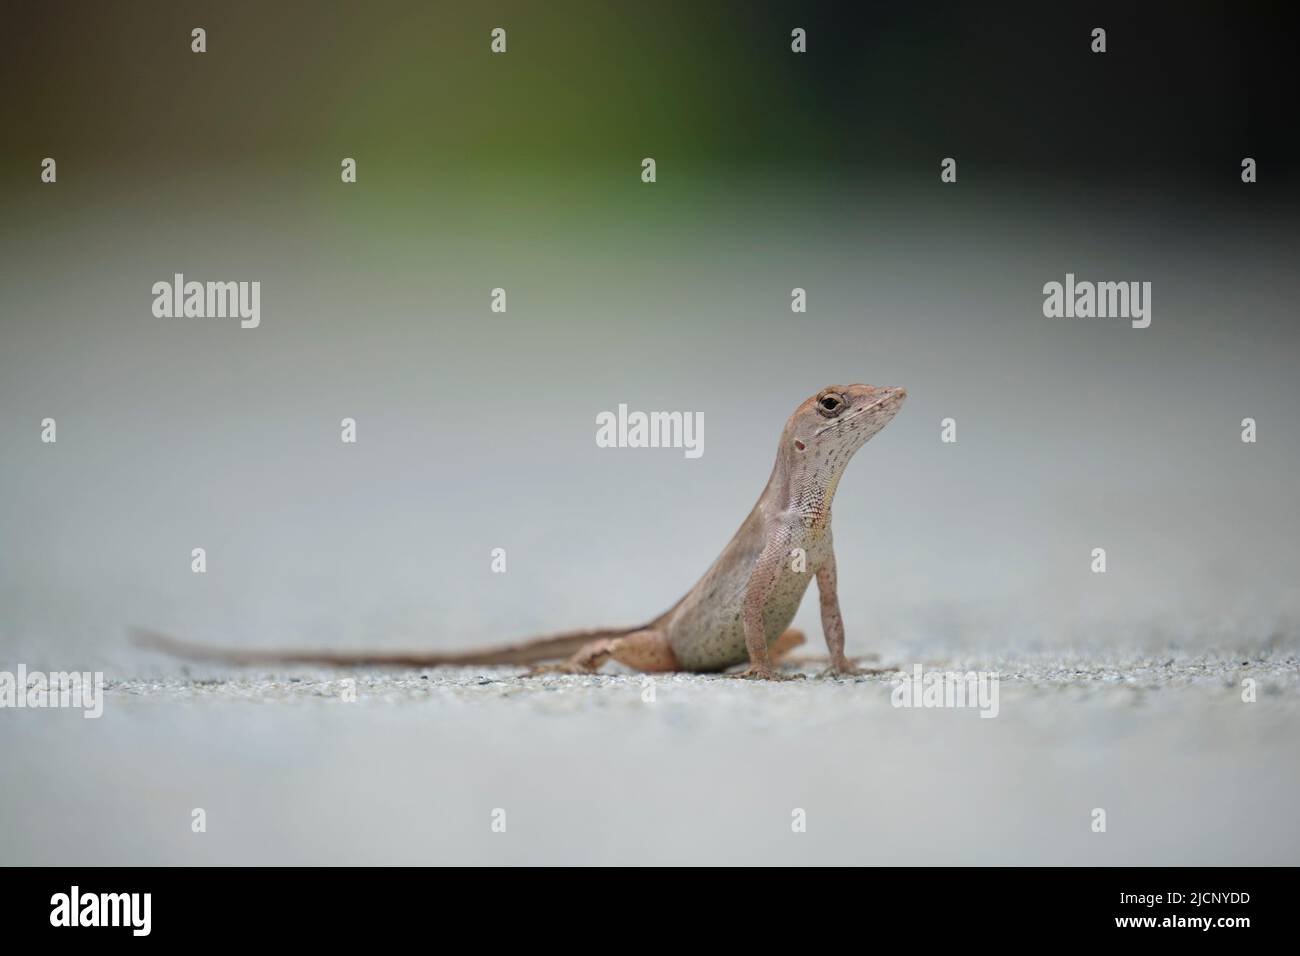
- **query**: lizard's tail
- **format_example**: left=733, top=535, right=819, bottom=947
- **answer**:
left=130, top=625, right=643, bottom=668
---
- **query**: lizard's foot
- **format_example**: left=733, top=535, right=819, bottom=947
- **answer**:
left=528, top=662, right=597, bottom=676
left=818, top=660, right=893, bottom=679
left=527, top=637, right=619, bottom=675
left=727, top=665, right=806, bottom=681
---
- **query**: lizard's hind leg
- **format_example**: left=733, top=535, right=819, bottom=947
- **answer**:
left=770, top=628, right=807, bottom=663
left=530, top=629, right=677, bottom=675
left=609, top=629, right=678, bottom=672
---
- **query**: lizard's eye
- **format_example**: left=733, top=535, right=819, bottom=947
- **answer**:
left=817, top=393, right=845, bottom=417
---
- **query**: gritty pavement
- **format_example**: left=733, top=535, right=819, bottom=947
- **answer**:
left=4, top=649, right=1298, bottom=865
left=103, top=650, right=1300, bottom=703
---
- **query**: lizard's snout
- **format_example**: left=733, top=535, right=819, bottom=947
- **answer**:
left=875, top=385, right=906, bottom=407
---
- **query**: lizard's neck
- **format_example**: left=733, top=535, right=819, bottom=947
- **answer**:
left=768, top=440, right=850, bottom=531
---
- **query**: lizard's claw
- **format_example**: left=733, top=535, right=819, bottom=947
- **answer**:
left=727, top=665, right=806, bottom=681
left=818, top=660, right=892, bottom=679
left=819, top=665, right=864, bottom=679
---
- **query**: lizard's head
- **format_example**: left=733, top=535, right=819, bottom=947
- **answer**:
left=786, top=383, right=906, bottom=462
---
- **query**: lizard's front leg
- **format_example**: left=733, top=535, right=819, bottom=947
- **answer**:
left=731, top=536, right=803, bottom=681
left=816, top=550, right=867, bottom=677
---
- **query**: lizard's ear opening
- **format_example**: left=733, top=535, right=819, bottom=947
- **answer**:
left=794, top=439, right=806, bottom=451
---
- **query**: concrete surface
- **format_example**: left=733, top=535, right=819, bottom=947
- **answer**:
left=3, top=648, right=1297, bottom=865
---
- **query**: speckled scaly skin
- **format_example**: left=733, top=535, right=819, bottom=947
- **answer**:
left=135, top=384, right=905, bottom=681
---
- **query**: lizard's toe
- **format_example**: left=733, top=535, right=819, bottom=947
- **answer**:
left=727, top=666, right=805, bottom=681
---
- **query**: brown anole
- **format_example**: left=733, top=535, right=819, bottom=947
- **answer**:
left=137, top=384, right=906, bottom=680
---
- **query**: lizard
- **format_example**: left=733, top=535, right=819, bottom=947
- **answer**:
left=135, top=383, right=906, bottom=680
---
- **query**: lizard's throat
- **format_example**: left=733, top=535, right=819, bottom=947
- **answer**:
left=790, top=458, right=848, bottom=530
